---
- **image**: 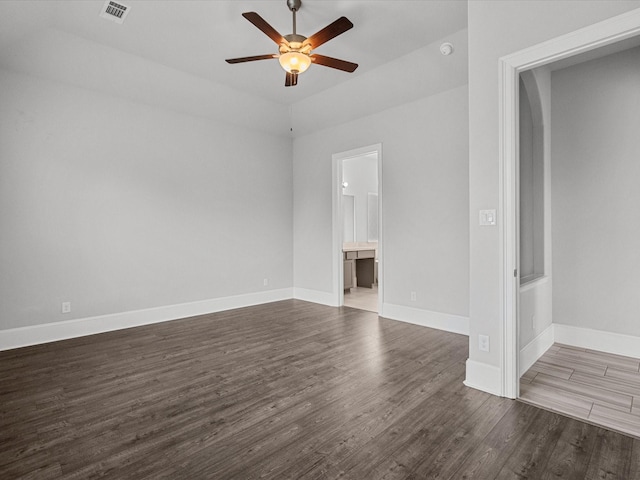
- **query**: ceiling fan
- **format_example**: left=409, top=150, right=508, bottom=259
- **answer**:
left=225, top=0, right=358, bottom=87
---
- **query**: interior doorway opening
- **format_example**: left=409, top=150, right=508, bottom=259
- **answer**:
left=499, top=9, right=640, bottom=399
left=332, top=144, right=383, bottom=314
left=516, top=37, right=640, bottom=436
left=342, top=153, right=378, bottom=312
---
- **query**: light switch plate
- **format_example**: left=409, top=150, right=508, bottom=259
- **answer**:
left=479, top=209, right=497, bottom=226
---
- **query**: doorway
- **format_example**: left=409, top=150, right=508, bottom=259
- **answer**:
left=499, top=9, right=640, bottom=399
left=332, top=144, right=383, bottom=314
left=516, top=40, right=640, bottom=436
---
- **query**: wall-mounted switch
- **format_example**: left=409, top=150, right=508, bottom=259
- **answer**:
left=479, top=210, right=497, bottom=226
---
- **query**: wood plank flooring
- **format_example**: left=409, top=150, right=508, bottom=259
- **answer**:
left=1, top=300, right=639, bottom=479
left=521, top=343, right=640, bottom=439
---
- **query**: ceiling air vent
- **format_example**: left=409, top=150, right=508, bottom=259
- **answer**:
left=99, top=0, right=130, bottom=25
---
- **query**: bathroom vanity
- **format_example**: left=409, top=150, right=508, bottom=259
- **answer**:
left=343, top=244, right=376, bottom=290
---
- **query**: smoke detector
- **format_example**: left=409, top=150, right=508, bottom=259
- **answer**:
left=100, top=0, right=130, bottom=24
left=440, top=43, right=454, bottom=56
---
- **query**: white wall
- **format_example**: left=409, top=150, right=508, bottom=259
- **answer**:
left=342, top=154, right=378, bottom=243
left=0, top=69, right=293, bottom=331
left=519, top=73, right=545, bottom=281
left=519, top=67, right=553, bottom=353
left=519, top=76, right=536, bottom=279
left=293, top=84, right=469, bottom=320
left=467, top=0, right=640, bottom=392
left=551, top=45, right=640, bottom=338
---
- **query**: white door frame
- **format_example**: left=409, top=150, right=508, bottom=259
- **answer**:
left=332, top=143, right=383, bottom=313
left=499, top=9, right=640, bottom=398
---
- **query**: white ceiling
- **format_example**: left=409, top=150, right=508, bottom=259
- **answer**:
left=0, top=0, right=469, bottom=135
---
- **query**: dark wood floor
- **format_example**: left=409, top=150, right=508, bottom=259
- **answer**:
left=1, top=300, right=639, bottom=479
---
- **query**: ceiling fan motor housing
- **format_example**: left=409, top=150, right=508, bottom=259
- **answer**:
left=280, top=34, right=310, bottom=54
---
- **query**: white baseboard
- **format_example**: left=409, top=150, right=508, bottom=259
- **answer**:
left=554, top=323, right=640, bottom=359
left=293, top=288, right=338, bottom=307
left=381, top=303, right=469, bottom=335
left=463, top=359, right=503, bottom=396
left=519, top=324, right=555, bottom=376
left=0, top=288, right=293, bottom=352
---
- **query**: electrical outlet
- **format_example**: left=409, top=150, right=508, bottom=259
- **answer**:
left=531, top=315, right=536, bottom=330
left=263, top=278, right=268, bottom=287
left=61, top=302, right=71, bottom=314
left=479, top=334, right=490, bottom=352
left=410, top=291, right=416, bottom=302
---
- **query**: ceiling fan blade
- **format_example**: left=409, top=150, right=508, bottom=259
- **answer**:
left=310, top=54, right=358, bottom=73
left=285, top=72, right=298, bottom=87
left=242, top=12, right=286, bottom=45
left=226, top=54, right=277, bottom=64
left=303, top=16, right=353, bottom=49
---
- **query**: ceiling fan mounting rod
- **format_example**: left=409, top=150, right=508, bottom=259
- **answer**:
left=287, top=0, right=301, bottom=35
left=292, top=8, right=297, bottom=35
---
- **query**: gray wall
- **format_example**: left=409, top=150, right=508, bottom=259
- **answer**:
left=519, top=67, right=553, bottom=352
left=293, top=84, right=469, bottom=317
left=342, top=154, right=378, bottom=243
left=551, top=45, right=640, bottom=337
left=519, top=75, right=545, bottom=281
left=0, top=69, right=293, bottom=330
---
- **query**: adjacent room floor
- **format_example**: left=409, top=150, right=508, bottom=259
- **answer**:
left=344, top=285, right=378, bottom=312
left=1, top=302, right=638, bottom=479
left=520, top=343, right=640, bottom=438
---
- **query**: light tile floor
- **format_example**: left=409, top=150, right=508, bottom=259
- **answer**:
left=344, top=285, right=378, bottom=313
left=520, top=343, right=640, bottom=438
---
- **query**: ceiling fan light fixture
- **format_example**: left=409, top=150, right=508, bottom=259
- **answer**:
left=225, top=1, right=357, bottom=87
left=279, top=51, right=311, bottom=74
